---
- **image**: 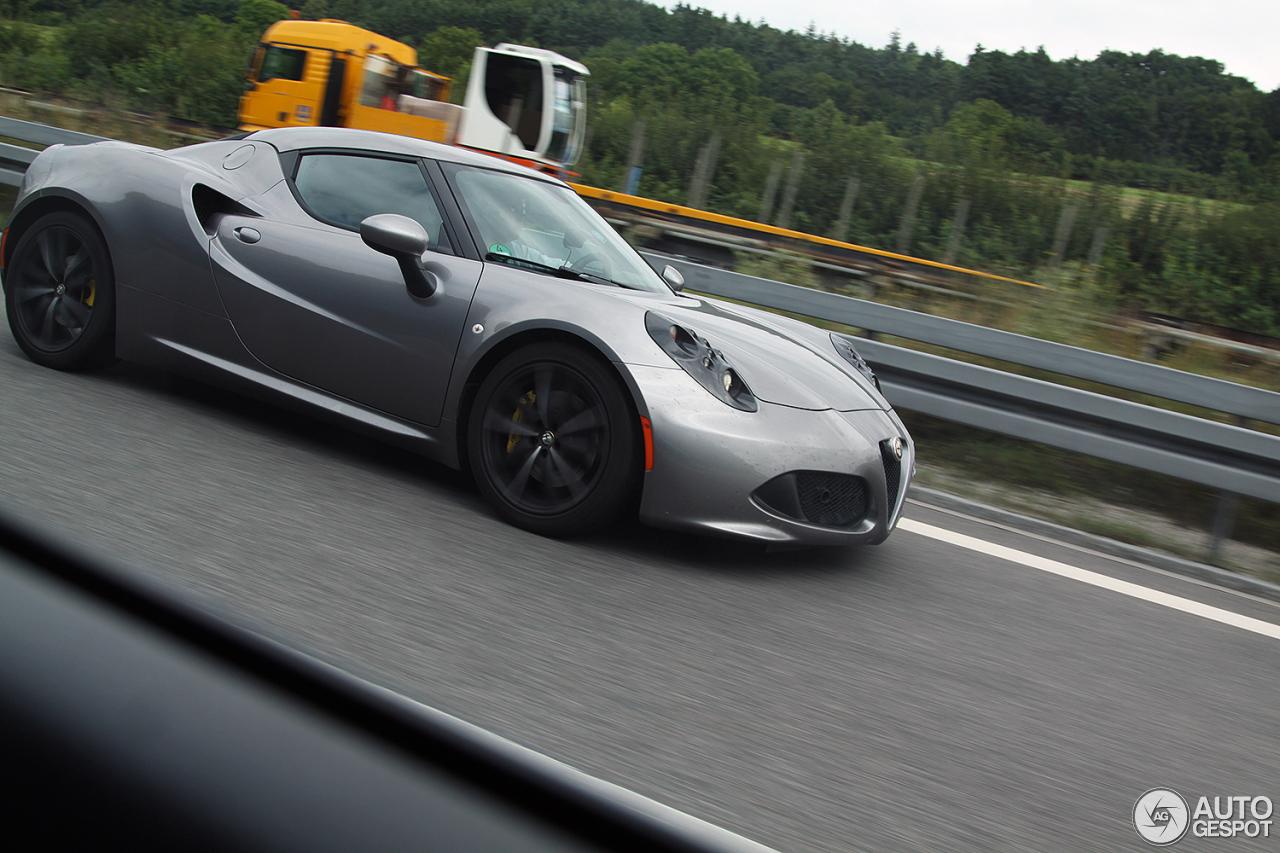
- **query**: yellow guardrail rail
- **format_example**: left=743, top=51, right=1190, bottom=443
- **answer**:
left=571, top=183, right=1043, bottom=289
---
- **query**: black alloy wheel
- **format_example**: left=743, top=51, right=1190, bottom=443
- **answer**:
left=468, top=343, right=639, bottom=536
left=5, top=211, right=117, bottom=371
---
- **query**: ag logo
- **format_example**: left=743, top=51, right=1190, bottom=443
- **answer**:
left=1135, top=788, right=1190, bottom=845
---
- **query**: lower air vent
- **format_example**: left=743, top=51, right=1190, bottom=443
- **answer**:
left=797, top=471, right=868, bottom=527
left=753, top=471, right=869, bottom=528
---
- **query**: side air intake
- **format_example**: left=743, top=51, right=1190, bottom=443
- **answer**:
left=192, top=184, right=258, bottom=235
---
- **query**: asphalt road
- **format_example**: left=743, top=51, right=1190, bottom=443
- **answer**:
left=2, top=325, right=1278, bottom=852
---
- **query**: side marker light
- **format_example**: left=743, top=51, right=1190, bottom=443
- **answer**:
left=640, top=416, right=654, bottom=471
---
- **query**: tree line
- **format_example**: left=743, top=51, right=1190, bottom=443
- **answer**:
left=6, top=0, right=1278, bottom=190
left=2, top=0, right=1280, bottom=335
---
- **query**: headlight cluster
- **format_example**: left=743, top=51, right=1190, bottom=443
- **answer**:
left=646, top=312, right=758, bottom=411
left=830, top=333, right=880, bottom=390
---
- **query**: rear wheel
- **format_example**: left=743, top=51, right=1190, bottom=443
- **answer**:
left=5, top=211, right=117, bottom=371
left=468, top=343, right=639, bottom=537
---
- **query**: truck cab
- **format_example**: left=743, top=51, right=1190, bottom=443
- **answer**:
left=456, top=43, right=589, bottom=172
left=239, top=20, right=588, bottom=173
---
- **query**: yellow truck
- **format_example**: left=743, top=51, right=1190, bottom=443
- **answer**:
left=239, top=19, right=589, bottom=173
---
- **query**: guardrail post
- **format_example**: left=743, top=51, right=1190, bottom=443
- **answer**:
left=757, top=160, right=782, bottom=223
left=775, top=150, right=805, bottom=229
left=687, top=133, right=721, bottom=210
left=1049, top=203, right=1078, bottom=267
left=1086, top=226, right=1109, bottom=268
left=943, top=197, right=971, bottom=265
left=895, top=174, right=926, bottom=254
left=831, top=176, right=861, bottom=242
left=1207, top=413, right=1251, bottom=563
left=1207, top=490, right=1239, bottom=564
left=622, top=120, right=645, bottom=195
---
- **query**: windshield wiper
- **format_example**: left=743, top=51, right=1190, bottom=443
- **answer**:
left=483, top=252, right=623, bottom=287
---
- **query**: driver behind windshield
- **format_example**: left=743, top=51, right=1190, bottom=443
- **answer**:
left=475, top=197, right=560, bottom=268
left=456, top=168, right=665, bottom=291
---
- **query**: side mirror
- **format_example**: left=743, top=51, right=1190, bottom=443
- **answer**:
left=661, top=264, right=685, bottom=292
left=360, top=214, right=436, bottom=298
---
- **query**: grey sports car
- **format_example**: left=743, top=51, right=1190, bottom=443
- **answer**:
left=2, top=127, right=912, bottom=544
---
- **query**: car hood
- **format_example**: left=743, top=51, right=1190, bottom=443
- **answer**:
left=627, top=292, right=885, bottom=412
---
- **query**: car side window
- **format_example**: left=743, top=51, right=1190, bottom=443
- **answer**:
left=292, top=153, right=450, bottom=253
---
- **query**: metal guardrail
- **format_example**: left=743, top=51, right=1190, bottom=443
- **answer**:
left=1, top=117, right=1276, bottom=555
left=0, top=142, right=36, bottom=185
left=0, top=116, right=106, bottom=185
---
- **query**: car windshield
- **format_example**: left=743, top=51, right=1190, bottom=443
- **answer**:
left=448, top=164, right=670, bottom=293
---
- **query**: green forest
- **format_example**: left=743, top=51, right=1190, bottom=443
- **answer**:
left=4, top=0, right=1280, bottom=336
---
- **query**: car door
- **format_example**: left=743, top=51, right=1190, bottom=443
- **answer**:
left=210, top=151, right=481, bottom=428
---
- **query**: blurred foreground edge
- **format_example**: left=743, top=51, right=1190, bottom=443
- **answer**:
left=0, top=503, right=779, bottom=853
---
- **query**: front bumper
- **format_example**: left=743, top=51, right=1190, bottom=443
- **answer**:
left=628, top=365, right=913, bottom=546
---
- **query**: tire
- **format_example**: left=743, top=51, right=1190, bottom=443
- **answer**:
left=5, top=210, right=117, bottom=371
left=467, top=343, right=639, bottom=537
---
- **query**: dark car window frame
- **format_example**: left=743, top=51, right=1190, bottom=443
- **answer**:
left=420, top=158, right=482, bottom=262
left=280, top=149, right=459, bottom=256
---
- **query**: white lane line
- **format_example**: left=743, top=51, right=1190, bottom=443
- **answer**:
left=900, top=518, right=1280, bottom=640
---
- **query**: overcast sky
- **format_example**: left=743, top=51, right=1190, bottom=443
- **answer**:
left=656, top=1, right=1280, bottom=92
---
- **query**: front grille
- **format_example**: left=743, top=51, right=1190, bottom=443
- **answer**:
left=797, top=472, right=867, bottom=527
left=754, top=471, right=869, bottom=528
left=881, top=439, right=903, bottom=511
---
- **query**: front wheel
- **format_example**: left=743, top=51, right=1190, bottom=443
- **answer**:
left=5, top=210, right=117, bottom=371
left=467, top=343, right=639, bottom=537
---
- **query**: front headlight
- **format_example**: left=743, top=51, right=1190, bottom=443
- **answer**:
left=646, top=312, right=758, bottom=411
left=830, top=333, right=880, bottom=390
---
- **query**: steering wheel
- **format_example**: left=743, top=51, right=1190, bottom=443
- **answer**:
left=568, top=253, right=611, bottom=278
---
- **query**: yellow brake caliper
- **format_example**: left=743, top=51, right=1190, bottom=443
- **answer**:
left=507, top=390, right=537, bottom=453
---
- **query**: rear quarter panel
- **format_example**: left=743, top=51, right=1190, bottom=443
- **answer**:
left=12, top=140, right=285, bottom=318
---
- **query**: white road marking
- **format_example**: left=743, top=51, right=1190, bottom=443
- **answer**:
left=900, top=518, right=1280, bottom=640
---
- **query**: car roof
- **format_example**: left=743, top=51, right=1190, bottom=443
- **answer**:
left=244, top=127, right=562, bottom=183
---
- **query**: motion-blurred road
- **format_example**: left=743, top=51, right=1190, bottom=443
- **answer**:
left=1, top=324, right=1277, bottom=852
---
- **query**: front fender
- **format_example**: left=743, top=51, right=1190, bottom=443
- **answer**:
left=445, top=265, right=678, bottom=419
